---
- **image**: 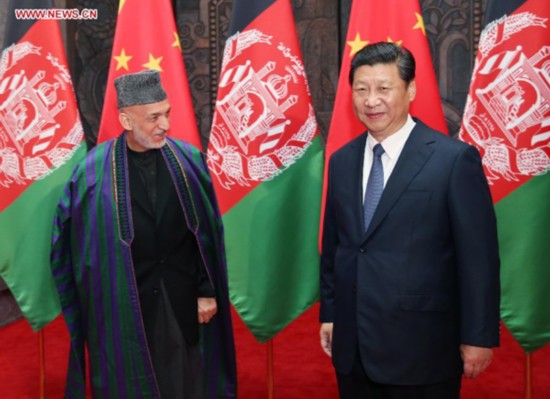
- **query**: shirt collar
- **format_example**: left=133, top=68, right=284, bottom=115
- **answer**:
left=366, top=115, right=416, bottom=160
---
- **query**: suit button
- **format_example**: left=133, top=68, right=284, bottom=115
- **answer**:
left=159, top=259, right=165, bottom=264
left=352, top=286, right=357, bottom=294
left=359, top=248, right=365, bottom=253
left=153, top=288, right=159, bottom=294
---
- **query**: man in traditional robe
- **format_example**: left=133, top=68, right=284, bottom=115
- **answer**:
left=51, top=70, right=236, bottom=398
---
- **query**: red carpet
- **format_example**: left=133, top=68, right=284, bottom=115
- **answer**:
left=1, top=303, right=549, bottom=398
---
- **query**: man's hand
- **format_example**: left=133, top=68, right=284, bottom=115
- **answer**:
left=320, top=323, right=334, bottom=357
left=460, top=344, right=493, bottom=378
left=198, top=297, right=217, bottom=324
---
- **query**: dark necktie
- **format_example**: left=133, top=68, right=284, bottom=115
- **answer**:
left=364, top=143, right=385, bottom=231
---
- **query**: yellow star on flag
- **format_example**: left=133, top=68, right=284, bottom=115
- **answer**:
left=143, top=53, right=164, bottom=71
left=118, top=0, right=126, bottom=13
left=347, top=33, right=369, bottom=57
left=172, top=32, right=182, bottom=50
left=387, top=37, right=403, bottom=46
left=413, top=12, right=426, bottom=36
left=114, top=48, right=132, bottom=71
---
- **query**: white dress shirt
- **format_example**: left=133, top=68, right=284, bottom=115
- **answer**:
left=362, top=115, right=416, bottom=201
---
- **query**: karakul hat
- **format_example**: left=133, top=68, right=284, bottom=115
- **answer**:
left=114, top=70, right=167, bottom=109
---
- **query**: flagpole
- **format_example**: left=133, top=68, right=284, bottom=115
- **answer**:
left=38, top=329, right=46, bottom=399
left=524, top=352, right=532, bottom=399
left=267, top=339, right=274, bottom=399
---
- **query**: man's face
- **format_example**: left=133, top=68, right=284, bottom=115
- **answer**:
left=120, top=99, right=171, bottom=152
left=351, top=62, right=416, bottom=141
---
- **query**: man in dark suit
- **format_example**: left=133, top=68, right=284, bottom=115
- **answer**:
left=319, top=42, right=500, bottom=398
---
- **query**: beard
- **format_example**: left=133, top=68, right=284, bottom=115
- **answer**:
left=129, top=130, right=167, bottom=151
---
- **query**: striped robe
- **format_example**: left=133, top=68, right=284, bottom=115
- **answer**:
left=51, top=133, right=236, bottom=398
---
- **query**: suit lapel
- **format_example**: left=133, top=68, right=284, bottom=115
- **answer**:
left=348, top=133, right=369, bottom=236
left=363, top=123, right=435, bottom=241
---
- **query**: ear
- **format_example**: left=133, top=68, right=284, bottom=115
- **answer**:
left=408, top=80, right=417, bottom=101
left=119, top=111, right=133, bottom=130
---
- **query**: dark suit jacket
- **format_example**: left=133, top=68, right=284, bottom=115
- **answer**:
left=320, top=119, right=500, bottom=385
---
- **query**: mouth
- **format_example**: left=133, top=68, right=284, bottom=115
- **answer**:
left=365, top=112, right=384, bottom=120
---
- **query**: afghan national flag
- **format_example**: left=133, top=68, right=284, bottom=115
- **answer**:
left=459, top=0, right=550, bottom=353
left=98, top=0, right=200, bottom=148
left=0, top=0, right=86, bottom=330
left=207, top=0, right=323, bottom=342
left=321, top=0, right=447, bottom=242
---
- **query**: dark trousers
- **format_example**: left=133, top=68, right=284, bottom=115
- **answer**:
left=336, top=352, right=461, bottom=399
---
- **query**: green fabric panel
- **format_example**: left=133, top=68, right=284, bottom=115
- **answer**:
left=0, top=144, right=86, bottom=330
left=223, top=137, right=323, bottom=342
left=497, top=174, right=550, bottom=353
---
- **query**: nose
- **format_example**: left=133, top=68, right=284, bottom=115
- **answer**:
left=159, top=115, right=170, bottom=131
left=364, top=92, right=380, bottom=108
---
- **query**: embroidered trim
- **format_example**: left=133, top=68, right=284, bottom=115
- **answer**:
left=162, top=141, right=199, bottom=231
left=113, top=136, right=133, bottom=244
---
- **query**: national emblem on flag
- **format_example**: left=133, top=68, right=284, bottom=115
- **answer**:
left=0, top=0, right=86, bottom=330
left=0, top=31, right=83, bottom=212
left=208, top=0, right=323, bottom=343
left=459, top=0, right=550, bottom=353
left=208, top=28, right=318, bottom=210
left=460, top=5, right=550, bottom=202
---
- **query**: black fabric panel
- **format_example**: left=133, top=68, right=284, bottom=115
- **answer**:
left=483, top=0, right=526, bottom=26
left=229, top=0, right=277, bottom=35
left=3, top=0, right=53, bottom=48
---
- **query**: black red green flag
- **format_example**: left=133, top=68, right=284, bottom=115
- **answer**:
left=459, top=0, right=550, bottom=353
left=207, top=0, right=323, bottom=342
left=0, top=0, right=86, bottom=330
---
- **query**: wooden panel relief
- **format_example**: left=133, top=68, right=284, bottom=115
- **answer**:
left=175, top=0, right=218, bottom=148
left=292, top=0, right=339, bottom=138
left=422, top=0, right=485, bottom=136
left=73, top=0, right=118, bottom=145
left=0, top=0, right=8, bottom=46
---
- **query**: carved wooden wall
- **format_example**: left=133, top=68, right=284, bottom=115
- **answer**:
left=0, top=0, right=485, bottom=325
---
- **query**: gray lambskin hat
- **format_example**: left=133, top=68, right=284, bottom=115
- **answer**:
left=114, top=70, right=167, bottom=109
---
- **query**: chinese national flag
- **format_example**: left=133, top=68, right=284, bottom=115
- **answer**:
left=98, top=0, right=200, bottom=148
left=321, top=0, right=447, bottom=243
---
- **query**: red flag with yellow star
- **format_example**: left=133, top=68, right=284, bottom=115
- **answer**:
left=320, top=0, right=447, bottom=243
left=98, top=0, right=200, bottom=147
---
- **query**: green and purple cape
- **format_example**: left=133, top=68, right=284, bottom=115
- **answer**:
left=51, top=134, right=236, bottom=398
